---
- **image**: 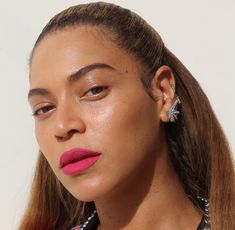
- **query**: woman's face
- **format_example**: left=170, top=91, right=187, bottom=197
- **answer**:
left=29, top=26, right=164, bottom=201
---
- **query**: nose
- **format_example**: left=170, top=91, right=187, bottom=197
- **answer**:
left=53, top=103, right=86, bottom=141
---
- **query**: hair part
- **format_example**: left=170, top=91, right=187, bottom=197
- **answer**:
left=21, top=2, right=235, bottom=229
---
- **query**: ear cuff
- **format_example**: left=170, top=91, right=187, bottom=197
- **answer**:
left=163, top=84, right=181, bottom=122
left=167, top=96, right=181, bottom=122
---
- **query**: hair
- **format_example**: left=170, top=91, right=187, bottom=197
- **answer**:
left=20, top=2, right=235, bottom=229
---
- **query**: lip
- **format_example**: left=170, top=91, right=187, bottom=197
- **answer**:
left=60, top=148, right=101, bottom=175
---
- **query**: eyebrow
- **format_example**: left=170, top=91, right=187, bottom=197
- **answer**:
left=68, top=62, right=115, bottom=83
left=28, top=62, right=116, bottom=100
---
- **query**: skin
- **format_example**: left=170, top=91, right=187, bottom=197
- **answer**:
left=29, top=26, right=202, bottom=230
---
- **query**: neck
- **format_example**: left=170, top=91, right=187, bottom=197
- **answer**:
left=94, top=137, right=202, bottom=230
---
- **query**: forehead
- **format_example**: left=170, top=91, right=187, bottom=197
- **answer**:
left=30, top=26, right=140, bottom=86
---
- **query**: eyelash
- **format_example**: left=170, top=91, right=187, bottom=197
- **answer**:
left=83, top=86, right=108, bottom=98
left=33, top=105, right=55, bottom=117
left=32, top=86, right=108, bottom=117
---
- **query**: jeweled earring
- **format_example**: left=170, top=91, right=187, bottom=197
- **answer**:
left=167, top=96, right=181, bottom=122
left=163, top=93, right=168, bottom=101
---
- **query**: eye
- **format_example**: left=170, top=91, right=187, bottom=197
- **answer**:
left=33, top=105, right=55, bottom=117
left=83, top=86, right=108, bottom=98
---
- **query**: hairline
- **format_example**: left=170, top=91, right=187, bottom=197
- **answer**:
left=29, top=24, right=152, bottom=88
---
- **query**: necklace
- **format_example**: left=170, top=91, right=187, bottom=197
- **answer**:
left=71, top=210, right=97, bottom=230
left=196, top=196, right=210, bottom=230
left=72, top=196, right=210, bottom=230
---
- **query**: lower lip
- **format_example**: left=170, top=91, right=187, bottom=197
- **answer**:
left=62, top=155, right=100, bottom=175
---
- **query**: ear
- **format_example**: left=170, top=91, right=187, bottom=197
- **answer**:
left=150, top=65, right=176, bottom=123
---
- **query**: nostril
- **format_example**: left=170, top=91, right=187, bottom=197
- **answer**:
left=55, top=129, right=80, bottom=142
left=68, top=129, right=79, bottom=136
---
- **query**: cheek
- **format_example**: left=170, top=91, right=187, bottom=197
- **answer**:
left=35, top=122, right=55, bottom=163
left=35, top=124, right=44, bottom=149
left=81, top=94, right=161, bottom=197
left=88, top=93, right=160, bottom=164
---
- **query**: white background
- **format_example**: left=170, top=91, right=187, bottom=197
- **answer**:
left=0, top=0, right=234, bottom=229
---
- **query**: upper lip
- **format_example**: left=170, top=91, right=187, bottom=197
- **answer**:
left=59, top=148, right=101, bottom=168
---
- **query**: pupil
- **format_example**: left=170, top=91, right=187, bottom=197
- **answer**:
left=92, top=87, right=103, bottom=94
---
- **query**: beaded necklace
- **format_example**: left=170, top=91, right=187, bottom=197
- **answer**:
left=71, top=196, right=210, bottom=230
left=71, top=210, right=97, bottom=230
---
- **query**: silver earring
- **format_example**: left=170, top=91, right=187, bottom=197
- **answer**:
left=170, top=83, right=175, bottom=93
left=167, top=96, right=181, bottom=122
left=163, top=93, right=168, bottom=101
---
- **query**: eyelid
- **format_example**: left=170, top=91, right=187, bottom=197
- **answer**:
left=85, top=86, right=107, bottom=95
left=81, top=86, right=109, bottom=100
left=32, top=103, right=55, bottom=117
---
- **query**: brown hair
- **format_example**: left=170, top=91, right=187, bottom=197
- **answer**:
left=20, top=2, right=235, bottom=229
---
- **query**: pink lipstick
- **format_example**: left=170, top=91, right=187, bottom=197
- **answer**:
left=60, top=148, right=101, bottom=175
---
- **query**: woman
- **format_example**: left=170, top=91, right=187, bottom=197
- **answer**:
left=19, top=2, right=235, bottom=230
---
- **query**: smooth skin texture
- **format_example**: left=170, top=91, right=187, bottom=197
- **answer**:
left=29, top=26, right=202, bottom=230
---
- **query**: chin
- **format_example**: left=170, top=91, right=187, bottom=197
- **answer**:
left=70, top=186, right=107, bottom=202
left=63, top=174, right=109, bottom=202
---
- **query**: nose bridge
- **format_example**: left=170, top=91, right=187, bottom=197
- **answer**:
left=54, top=97, right=85, bottom=138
